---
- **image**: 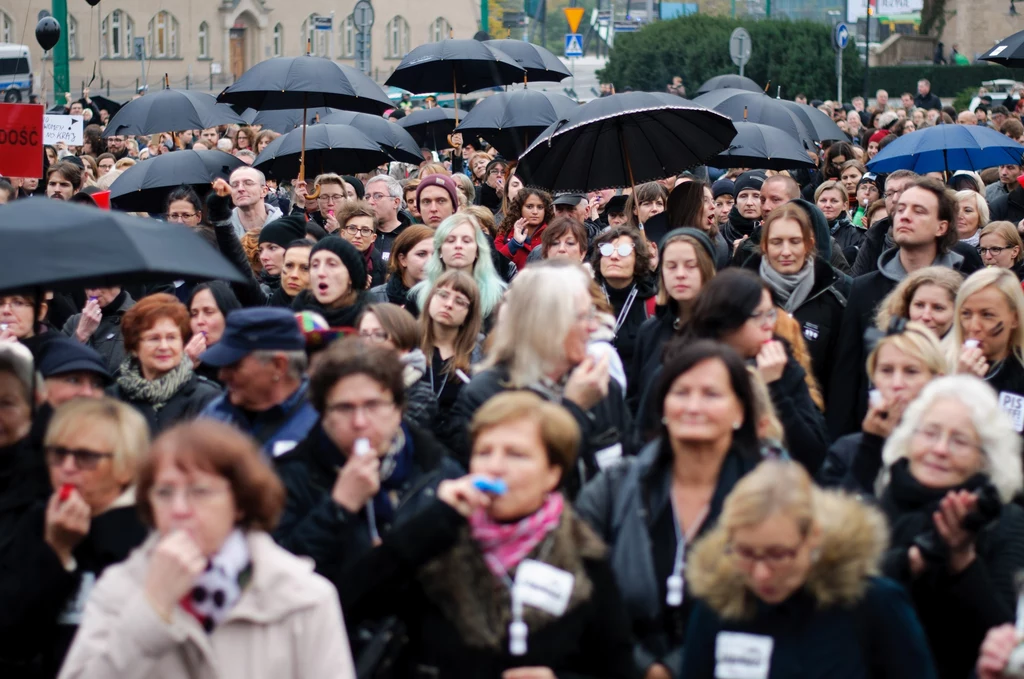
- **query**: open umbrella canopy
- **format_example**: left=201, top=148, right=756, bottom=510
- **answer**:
left=706, top=122, right=814, bottom=170
left=102, top=90, right=245, bottom=137
left=90, top=95, right=124, bottom=117
left=696, top=74, right=763, bottom=95
left=398, top=107, right=468, bottom=151
left=517, top=92, right=736, bottom=193
left=318, top=111, right=423, bottom=164
left=108, top=150, right=245, bottom=212
left=483, top=39, right=571, bottom=83
left=238, top=106, right=340, bottom=134
left=454, top=90, right=579, bottom=158
left=774, top=98, right=846, bottom=143
left=217, top=55, right=392, bottom=114
left=0, top=198, right=245, bottom=294
left=384, top=39, right=525, bottom=94
left=693, top=88, right=814, bottom=147
left=253, top=124, right=390, bottom=179
left=980, top=30, right=1024, bottom=68
left=867, top=124, right=1024, bottom=174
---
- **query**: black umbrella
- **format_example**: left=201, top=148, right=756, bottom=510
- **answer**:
left=238, top=106, right=340, bottom=134
left=108, top=150, right=245, bottom=212
left=102, top=90, right=245, bottom=137
left=453, top=90, right=579, bottom=158
left=706, top=122, right=814, bottom=170
left=980, top=31, right=1024, bottom=68
left=90, top=95, right=124, bottom=117
left=693, top=88, right=814, bottom=147
left=775, top=98, right=846, bottom=143
left=695, top=74, right=763, bottom=95
left=384, top=40, right=524, bottom=95
left=318, top=111, right=423, bottom=164
left=253, top=124, right=390, bottom=180
left=517, top=92, right=737, bottom=193
left=484, top=39, right=571, bottom=84
left=398, top=107, right=468, bottom=151
left=0, top=198, right=246, bottom=294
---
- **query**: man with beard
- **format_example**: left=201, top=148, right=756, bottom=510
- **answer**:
left=45, top=161, right=83, bottom=201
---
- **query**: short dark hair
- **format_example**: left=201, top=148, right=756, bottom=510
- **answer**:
left=904, top=177, right=958, bottom=253
left=541, top=216, right=588, bottom=258
left=137, top=420, right=286, bottom=531
left=682, top=268, right=767, bottom=341
left=309, top=337, right=406, bottom=414
left=590, top=225, right=653, bottom=284
left=992, top=105, right=1010, bottom=116
left=166, top=184, right=202, bottom=214
left=47, top=160, right=83, bottom=190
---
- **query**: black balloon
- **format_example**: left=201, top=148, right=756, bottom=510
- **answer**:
left=35, top=17, right=61, bottom=51
left=85, top=0, right=101, bottom=5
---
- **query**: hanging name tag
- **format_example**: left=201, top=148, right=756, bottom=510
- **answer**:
left=57, top=571, right=96, bottom=625
left=514, top=559, right=574, bottom=617
left=594, top=443, right=623, bottom=470
left=714, top=632, right=774, bottom=679
left=1000, top=391, right=1024, bottom=432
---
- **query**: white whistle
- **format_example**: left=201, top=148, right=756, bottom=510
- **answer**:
left=666, top=574, right=684, bottom=607
left=964, top=339, right=980, bottom=350
left=509, top=620, right=528, bottom=656
left=354, top=438, right=370, bottom=457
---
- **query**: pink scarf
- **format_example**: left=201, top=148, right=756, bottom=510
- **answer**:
left=469, top=492, right=565, bottom=578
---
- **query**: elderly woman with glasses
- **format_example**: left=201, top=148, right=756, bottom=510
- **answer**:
left=337, top=200, right=386, bottom=288
left=0, top=398, right=150, bottom=677
left=679, top=459, right=937, bottom=679
left=876, top=375, right=1024, bottom=679
left=57, top=419, right=356, bottom=679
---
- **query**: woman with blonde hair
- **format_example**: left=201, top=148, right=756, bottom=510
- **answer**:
left=978, top=220, right=1024, bottom=279
left=875, top=266, right=962, bottom=340
left=819, top=322, right=947, bottom=493
left=955, top=189, right=989, bottom=247
left=680, top=459, right=936, bottom=679
left=950, top=267, right=1024, bottom=427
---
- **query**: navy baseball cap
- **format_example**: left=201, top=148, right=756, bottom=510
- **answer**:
left=37, top=337, right=112, bottom=384
left=200, top=307, right=306, bottom=368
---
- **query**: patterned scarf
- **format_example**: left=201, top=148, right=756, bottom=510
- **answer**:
left=180, top=530, right=251, bottom=633
left=116, top=357, right=194, bottom=409
left=469, top=492, right=564, bottom=578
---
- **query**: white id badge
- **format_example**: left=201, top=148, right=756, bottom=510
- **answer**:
left=594, top=443, right=623, bottom=470
left=714, top=631, right=774, bottom=679
left=1000, top=391, right=1024, bottom=432
left=513, top=559, right=575, bottom=617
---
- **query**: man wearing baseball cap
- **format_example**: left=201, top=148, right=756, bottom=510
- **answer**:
left=415, top=175, right=458, bottom=228
left=199, top=307, right=319, bottom=457
left=37, top=337, right=112, bottom=409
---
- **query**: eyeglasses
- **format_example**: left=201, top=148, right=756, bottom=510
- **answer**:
left=149, top=485, right=228, bottom=506
left=978, top=246, right=1011, bottom=256
left=726, top=538, right=806, bottom=567
left=0, top=298, right=31, bottom=310
left=139, top=332, right=181, bottom=347
left=166, top=212, right=198, bottom=222
left=599, top=242, right=635, bottom=258
left=45, top=446, right=114, bottom=470
left=367, top=192, right=391, bottom=202
left=749, top=308, right=778, bottom=325
left=912, top=426, right=981, bottom=456
left=344, top=225, right=376, bottom=238
left=434, top=288, right=471, bottom=309
left=325, top=399, right=395, bottom=419
left=318, top=194, right=345, bottom=203
left=360, top=329, right=389, bottom=343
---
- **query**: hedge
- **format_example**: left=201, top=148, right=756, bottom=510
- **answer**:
left=866, top=64, right=1024, bottom=99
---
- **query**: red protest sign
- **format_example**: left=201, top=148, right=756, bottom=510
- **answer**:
left=0, top=103, right=43, bottom=179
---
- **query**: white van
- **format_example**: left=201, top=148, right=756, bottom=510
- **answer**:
left=0, top=44, right=33, bottom=103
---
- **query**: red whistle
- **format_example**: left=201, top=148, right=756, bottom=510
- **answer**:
left=59, top=484, right=75, bottom=502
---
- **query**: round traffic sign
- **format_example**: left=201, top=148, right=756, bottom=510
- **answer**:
left=729, top=28, right=752, bottom=68
left=353, top=0, right=375, bottom=31
left=834, top=23, right=850, bottom=51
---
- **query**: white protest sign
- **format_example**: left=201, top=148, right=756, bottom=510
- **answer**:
left=43, top=114, right=83, bottom=146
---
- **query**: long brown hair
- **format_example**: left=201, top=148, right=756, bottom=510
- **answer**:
left=497, top=188, right=553, bottom=238
left=421, top=270, right=482, bottom=375
left=773, top=310, right=824, bottom=411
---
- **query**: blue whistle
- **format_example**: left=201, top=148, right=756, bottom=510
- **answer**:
left=472, top=477, right=507, bottom=495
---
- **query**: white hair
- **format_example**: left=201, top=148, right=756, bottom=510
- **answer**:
left=879, top=375, right=1023, bottom=503
left=217, top=138, right=234, bottom=153
left=365, top=174, right=402, bottom=199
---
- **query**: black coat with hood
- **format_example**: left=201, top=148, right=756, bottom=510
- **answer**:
left=730, top=199, right=852, bottom=275
left=829, top=212, right=864, bottom=263
left=291, top=289, right=367, bottom=327
left=989, top=183, right=1024, bottom=226
left=827, top=247, right=971, bottom=440
left=745, top=253, right=850, bottom=397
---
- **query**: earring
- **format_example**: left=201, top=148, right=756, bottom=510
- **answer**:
left=732, top=421, right=741, bottom=430
left=661, top=417, right=668, bottom=425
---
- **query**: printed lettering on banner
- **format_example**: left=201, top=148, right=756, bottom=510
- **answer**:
left=715, top=631, right=774, bottom=679
left=0, top=103, right=44, bottom=178
left=1000, top=391, right=1024, bottom=433
left=514, top=559, right=575, bottom=617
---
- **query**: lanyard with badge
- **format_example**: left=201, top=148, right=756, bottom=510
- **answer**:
left=485, top=555, right=576, bottom=657
left=666, top=495, right=710, bottom=607
left=602, top=284, right=639, bottom=339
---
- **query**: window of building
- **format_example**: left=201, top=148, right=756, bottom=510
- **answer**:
left=430, top=17, right=452, bottom=43
left=273, top=23, right=283, bottom=57
left=0, top=11, right=11, bottom=45
left=343, top=15, right=354, bottom=58
left=301, top=15, right=330, bottom=57
left=386, top=16, right=409, bottom=58
left=148, top=11, right=179, bottom=58
left=198, top=21, right=209, bottom=59
left=102, top=10, right=135, bottom=58
left=67, top=15, right=78, bottom=59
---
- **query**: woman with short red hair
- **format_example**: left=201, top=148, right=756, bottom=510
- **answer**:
left=110, top=293, right=221, bottom=433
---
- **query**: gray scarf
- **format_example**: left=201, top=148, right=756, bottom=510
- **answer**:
left=116, top=357, right=194, bottom=409
left=759, top=257, right=815, bottom=313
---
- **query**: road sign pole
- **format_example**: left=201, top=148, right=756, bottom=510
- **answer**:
left=738, top=37, right=745, bottom=77
left=51, top=0, right=70, bottom=105
left=837, top=51, right=842, bottom=103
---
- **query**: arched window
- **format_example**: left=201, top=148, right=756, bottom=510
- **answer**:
left=148, top=11, right=179, bottom=58
left=198, top=22, right=209, bottom=59
left=386, top=16, right=409, bottom=58
left=101, top=10, right=135, bottom=58
left=430, top=17, right=452, bottom=43
left=273, top=23, right=283, bottom=57
left=300, top=15, right=330, bottom=57
left=343, top=15, right=354, bottom=58
left=0, top=11, right=12, bottom=45
left=67, top=15, right=78, bottom=59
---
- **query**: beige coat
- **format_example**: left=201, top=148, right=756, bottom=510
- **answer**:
left=57, top=531, right=355, bottom=679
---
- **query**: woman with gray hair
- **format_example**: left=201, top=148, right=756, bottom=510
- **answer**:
left=876, top=374, right=1024, bottom=679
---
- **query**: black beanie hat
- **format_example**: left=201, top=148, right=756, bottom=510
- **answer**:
left=310, top=236, right=368, bottom=291
left=734, top=170, right=767, bottom=196
left=711, top=178, right=735, bottom=200
left=659, top=227, right=717, bottom=266
left=258, top=215, right=307, bottom=249
left=342, top=175, right=365, bottom=200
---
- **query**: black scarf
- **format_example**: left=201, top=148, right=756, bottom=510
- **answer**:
left=722, top=206, right=759, bottom=243
left=266, top=285, right=294, bottom=308
left=383, top=275, right=411, bottom=306
left=99, top=290, right=128, bottom=317
left=259, top=270, right=281, bottom=292
left=291, top=289, right=366, bottom=328
left=828, top=212, right=853, bottom=236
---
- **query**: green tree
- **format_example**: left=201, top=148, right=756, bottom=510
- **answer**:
left=599, top=14, right=864, bottom=101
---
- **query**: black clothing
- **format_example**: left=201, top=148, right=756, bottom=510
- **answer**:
left=990, top=185, right=1024, bottom=226
left=852, top=216, right=984, bottom=278
left=720, top=206, right=758, bottom=248
left=291, top=290, right=366, bottom=327
left=108, top=372, right=221, bottom=434
left=829, top=212, right=864, bottom=263
left=817, top=431, right=886, bottom=495
left=628, top=309, right=678, bottom=414
left=366, top=274, right=411, bottom=306
left=983, top=356, right=1024, bottom=433
left=375, top=211, right=413, bottom=259
left=601, top=277, right=657, bottom=388
left=914, top=91, right=943, bottom=111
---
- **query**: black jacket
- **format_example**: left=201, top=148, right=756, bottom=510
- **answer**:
left=274, top=421, right=462, bottom=588
left=852, top=216, right=985, bottom=278
left=0, top=501, right=147, bottom=678
left=291, top=289, right=367, bottom=327
left=0, top=436, right=48, bottom=557
left=447, top=364, right=632, bottom=498
left=628, top=309, right=677, bottom=414
left=984, top=356, right=1024, bottom=433
left=829, top=213, right=864, bottom=263
left=339, top=499, right=636, bottom=679
left=990, top=186, right=1024, bottom=225
left=601, top=276, right=658, bottom=388
left=747, top=254, right=850, bottom=397
left=914, top=91, right=943, bottom=111
left=367, top=275, right=412, bottom=306
left=375, top=211, right=413, bottom=259
left=108, top=372, right=221, bottom=434
left=817, top=431, right=886, bottom=495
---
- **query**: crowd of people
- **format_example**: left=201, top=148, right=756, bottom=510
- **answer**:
left=3, top=77, right=1024, bottom=679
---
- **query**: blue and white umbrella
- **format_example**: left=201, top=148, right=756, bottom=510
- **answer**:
left=867, top=124, right=1024, bottom=174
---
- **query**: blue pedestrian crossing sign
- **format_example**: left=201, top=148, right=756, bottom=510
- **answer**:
left=564, top=33, right=583, bottom=58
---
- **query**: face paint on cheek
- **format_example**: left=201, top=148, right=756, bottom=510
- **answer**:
left=989, top=321, right=1006, bottom=338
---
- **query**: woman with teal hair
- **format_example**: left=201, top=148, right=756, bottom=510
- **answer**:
left=411, top=213, right=507, bottom=327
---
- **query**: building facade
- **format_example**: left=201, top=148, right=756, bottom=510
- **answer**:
left=1, top=0, right=480, bottom=97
